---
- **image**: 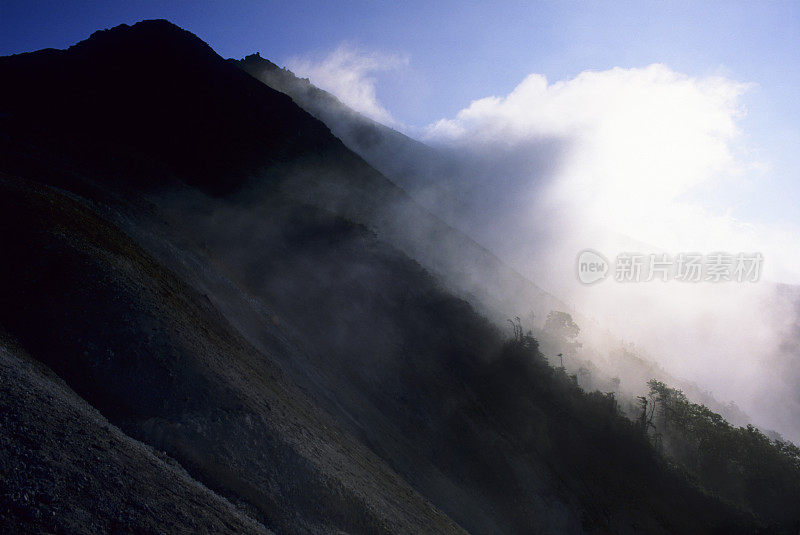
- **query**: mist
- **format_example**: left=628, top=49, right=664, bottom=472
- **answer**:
left=290, top=52, right=800, bottom=441
left=5, top=14, right=800, bottom=533
left=421, top=64, right=800, bottom=441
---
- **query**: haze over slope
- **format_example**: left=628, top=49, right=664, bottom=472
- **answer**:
left=1, top=19, right=797, bottom=534
left=239, top=53, right=800, bottom=443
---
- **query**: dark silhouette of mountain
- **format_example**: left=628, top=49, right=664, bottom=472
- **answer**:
left=0, top=22, right=337, bottom=195
left=234, top=53, right=466, bottom=220
left=1, top=19, right=794, bottom=534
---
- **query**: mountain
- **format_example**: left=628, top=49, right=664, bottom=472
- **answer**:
left=234, top=56, right=447, bottom=187
left=234, top=52, right=760, bottom=430
left=234, top=54, right=470, bottom=228
left=0, top=19, right=795, bottom=534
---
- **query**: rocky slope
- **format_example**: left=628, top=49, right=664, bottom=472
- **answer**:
left=0, top=331, right=272, bottom=535
left=0, top=19, right=780, bottom=534
left=234, top=51, right=760, bottom=430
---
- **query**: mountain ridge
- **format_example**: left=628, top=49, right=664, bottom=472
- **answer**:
left=233, top=49, right=759, bottom=431
left=0, top=19, right=793, bottom=534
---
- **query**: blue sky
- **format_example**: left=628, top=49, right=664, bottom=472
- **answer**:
left=2, top=1, right=799, bottom=227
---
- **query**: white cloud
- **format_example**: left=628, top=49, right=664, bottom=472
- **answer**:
left=427, top=65, right=750, bottom=244
left=422, top=64, right=800, bottom=438
left=421, top=64, right=800, bottom=280
left=286, top=44, right=408, bottom=125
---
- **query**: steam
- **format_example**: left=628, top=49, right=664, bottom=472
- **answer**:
left=286, top=44, right=408, bottom=125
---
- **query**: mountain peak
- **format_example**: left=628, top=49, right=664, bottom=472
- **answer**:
left=64, top=19, right=223, bottom=72
left=0, top=19, right=337, bottom=195
left=80, top=19, right=203, bottom=49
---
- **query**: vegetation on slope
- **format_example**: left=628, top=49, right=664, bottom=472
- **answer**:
left=640, top=379, right=800, bottom=531
left=1, top=19, right=798, bottom=534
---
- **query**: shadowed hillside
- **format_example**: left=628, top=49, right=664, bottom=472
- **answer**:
left=0, top=330, right=273, bottom=535
left=233, top=54, right=455, bottom=206
left=0, top=19, right=795, bottom=534
left=234, top=51, right=765, bottom=433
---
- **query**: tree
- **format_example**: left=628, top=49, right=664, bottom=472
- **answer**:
left=507, top=316, right=537, bottom=350
left=637, top=395, right=655, bottom=437
left=544, top=311, right=582, bottom=359
left=544, top=311, right=580, bottom=340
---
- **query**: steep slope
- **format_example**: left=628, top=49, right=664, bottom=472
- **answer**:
left=1, top=23, right=568, bottom=331
left=227, top=55, right=575, bottom=328
left=234, top=52, right=759, bottom=428
left=0, top=174, right=466, bottom=535
left=0, top=19, right=779, bottom=534
left=233, top=54, right=456, bottom=206
left=0, top=174, right=758, bottom=534
left=4, top=21, right=725, bottom=429
left=0, top=23, right=334, bottom=195
left=0, top=332, right=272, bottom=535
